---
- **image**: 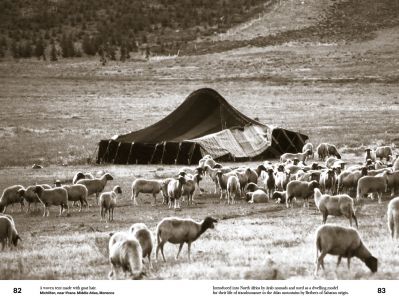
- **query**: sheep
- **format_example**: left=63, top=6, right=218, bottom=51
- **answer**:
left=108, top=232, right=143, bottom=280
left=393, top=157, right=399, bottom=171
left=387, top=197, right=399, bottom=239
left=302, top=142, right=314, bottom=159
left=252, top=164, right=268, bottom=179
left=314, top=224, right=378, bottom=275
left=233, top=169, right=250, bottom=195
left=129, top=223, right=153, bottom=268
left=72, top=172, right=94, bottom=184
left=280, top=150, right=311, bottom=164
left=275, top=171, right=290, bottom=191
left=319, top=169, right=336, bottom=195
left=325, top=157, right=342, bottom=169
left=286, top=180, right=319, bottom=208
left=337, top=167, right=368, bottom=195
left=155, top=216, right=218, bottom=262
left=376, top=146, right=393, bottom=161
left=62, top=184, right=89, bottom=211
left=18, top=184, right=51, bottom=213
left=76, top=173, right=113, bottom=205
left=382, top=170, right=399, bottom=196
left=356, top=173, right=388, bottom=204
left=0, top=215, right=21, bottom=250
left=179, top=167, right=204, bottom=193
left=317, top=143, right=329, bottom=161
left=299, top=170, right=321, bottom=183
left=99, top=185, right=122, bottom=222
left=203, top=165, right=232, bottom=194
left=131, top=179, right=163, bottom=206
left=215, top=171, right=236, bottom=200
left=33, top=186, right=69, bottom=217
left=198, top=155, right=216, bottom=169
left=0, top=185, right=25, bottom=213
left=365, top=148, right=376, bottom=162
left=244, top=183, right=268, bottom=194
left=327, top=143, right=341, bottom=159
left=314, top=188, right=358, bottom=228
left=181, top=174, right=201, bottom=206
left=264, top=169, right=276, bottom=198
left=161, top=178, right=173, bottom=205
left=167, top=176, right=186, bottom=210
left=226, top=175, right=240, bottom=205
left=272, top=191, right=287, bottom=204
left=246, top=190, right=269, bottom=203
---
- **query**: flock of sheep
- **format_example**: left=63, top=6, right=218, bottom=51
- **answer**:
left=0, top=141, right=399, bottom=278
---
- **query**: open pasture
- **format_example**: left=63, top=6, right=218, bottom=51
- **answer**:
left=0, top=158, right=398, bottom=280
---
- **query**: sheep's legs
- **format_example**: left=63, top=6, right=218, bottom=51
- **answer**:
left=377, top=193, right=382, bottom=204
left=187, top=242, right=192, bottom=262
left=132, top=192, right=139, bottom=206
left=322, top=213, right=328, bottom=224
left=176, top=243, right=184, bottom=260
left=156, top=242, right=166, bottom=262
left=336, top=256, right=342, bottom=268
left=316, top=251, right=327, bottom=273
left=347, top=257, right=351, bottom=269
left=152, top=194, right=157, bottom=206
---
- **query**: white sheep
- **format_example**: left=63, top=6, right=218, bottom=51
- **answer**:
left=108, top=232, right=143, bottom=280
left=131, top=178, right=164, bottom=206
left=387, top=197, right=399, bottom=239
left=76, top=173, right=113, bottom=204
left=167, top=176, right=186, bottom=210
left=63, top=184, right=89, bottom=211
left=314, top=188, right=358, bottom=228
left=286, top=180, right=319, bottom=208
left=319, top=169, right=337, bottom=195
left=204, top=165, right=233, bottom=194
left=317, top=143, right=329, bottom=161
left=376, top=146, right=393, bottom=161
left=246, top=190, right=269, bottom=203
left=99, top=186, right=122, bottom=222
left=181, top=174, right=201, bottom=206
left=314, top=224, right=378, bottom=275
left=337, top=167, right=368, bottom=194
left=302, top=142, right=314, bottom=159
left=226, top=175, right=240, bottom=205
left=275, top=171, right=290, bottom=191
left=129, top=223, right=153, bottom=268
left=0, top=185, right=25, bottom=213
left=18, top=184, right=51, bottom=213
left=356, top=174, right=388, bottom=204
left=156, top=216, right=217, bottom=262
left=280, top=150, right=311, bottom=164
left=0, top=215, right=21, bottom=250
left=244, top=182, right=268, bottom=194
left=34, top=186, right=69, bottom=217
left=382, top=170, right=399, bottom=196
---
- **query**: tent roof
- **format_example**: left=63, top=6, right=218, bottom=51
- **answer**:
left=115, top=88, right=266, bottom=143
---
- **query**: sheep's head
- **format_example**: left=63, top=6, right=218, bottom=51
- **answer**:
left=245, top=193, right=253, bottom=202
left=203, top=216, right=218, bottom=229
left=257, top=164, right=267, bottom=172
left=74, top=172, right=85, bottom=182
left=293, top=158, right=299, bottom=165
left=178, top=171, right=187, bottom=177
left=195, top=167, right=204, bottom=175
left=277, top=164, right=285, bottom=172
left=216, top=170, right=223, bottom=178
left=114, top=186, right=122, bottom=194
left=17, top=188, right=26, bottom=198
left=104, top=173, right=114, bottom=181
left=309, top=180, right=320, bottom=190
left=213, top=163, right=223, bottom=169
left=178, top=176, right=186, bottom=185
left=54, top=180, right=62, bottom=187
left=365, top=256, right=378, bottom=273
left=33, top=185, right=44, bottom=195
left=244, top=183, right=256, bottom=193
left=12, top=234, right=21, bottom=247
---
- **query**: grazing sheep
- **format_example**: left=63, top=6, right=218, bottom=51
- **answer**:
left=131, top=179, right=163, bottom=206
left=72, top=172, right=94, bottom=184
left=387, top=197, right=399, bottom=239
left=34, top=186, right=69, bottom=217
left=357, top=174, right=388, bottom=204
left=246, top=190, right=269, bottom=203
left=63, top=184, right=89, bottom=211
left=319, top=169, right=337, bottom=195
left=181, top=174, right=201, bottom=206
left=317, top=143, right=329, bottom=161
left=77, top=173, right=113, bottom=204
left=129, top=223, right=154, bottom=268
left=265, top=169, right=276, bottom=198
left=280, top=150, right=311, bottom=163
left=314, top=188, right=358, bottom=228
left=365, top=148, right=376, bottom=162
left=376, top=146, right=393, bottom=161
left=226, top=175, right=240, bottom=205
left=327, top=144, right=341, bottom=159
left=0, top=215, right=21, bottom=250
left=272, top=191, right=287, bottom=204
left=99, top=186, right=122, bottom=222
left=155, top=216, right=218, bottom=262
left=286, top=180, right=319, bottom=208
left=0, top=185, right=25, bottom=213
left=314, top=224, right=378, bottom=275
left=167, top=176, right=186, bottom=210
left=108, top=232, right=143, bottom=280
left=302, top=142, right=314, bottom=159
left=337, top=167, right=368, bottom=195
left=18, top=184, right=51, bottom=213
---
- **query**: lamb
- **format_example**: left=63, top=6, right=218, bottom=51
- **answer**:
left=265, top=169, right=276, bottom=198
left=286, top=180, right=319, bottom=208
left=18, top=184, right=51, bottom=213
left=314, top=224, right=378, bottom=275
left=314, top=188, right=358, bottom=228
left=365, top=148, right=376, bottom=162
left=131, top=179, right=163, bottom=206
left=376, top=146, right=393, bottom=161
left=302, top=142, right=314, bottom=159
left=0, top=215, right=21, bottom=250
left=72, top=172, right=94, bottom=184
left=275, top=171, right=290, bottom=191
left=356, top=173, right=388, bottom=204
left=155, top=216, right=218, bottom=262
left=181, top=174, right=201, bottom=206
left=246, top=190, right=268, bottom=203
left=0, top=185, right=25, bottom=213
left=319, top=169, right=336, bottom=195
left=76, top=173, right=113, bottom=204
left=108, top=232, right=143, bottom=280
left=272, top=191, right=287, bottom=204
left=167, top=176, right=186, bottom=210
left=129, top=223, right=154, bottom=268
left=226, top=175, right=240, bottom=205
left=33, top=186, right=69, bottom=217
left=280, top=150, right=311, bottom=164
left=99, top=185, right=122, bottom=222
left=387, top=197, right=399, bottom=239
left=62, top=184, right=89, bottom=211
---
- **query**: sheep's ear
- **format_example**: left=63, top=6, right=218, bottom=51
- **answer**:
left=109, top=232, right=114, bottom=237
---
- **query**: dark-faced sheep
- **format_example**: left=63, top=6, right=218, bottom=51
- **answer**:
left=156, top=216, right=217, bottom=262
left=286, top=180, right=319, bottom=208
left=0, top=215, right=21, bottom=250
left=315, top=224, right=377, bottom=275
left=18, top=184, right=51, bottom=213
left=34, top=186, right=69, bottom=217
left=167, top=176, right=186, bottom=210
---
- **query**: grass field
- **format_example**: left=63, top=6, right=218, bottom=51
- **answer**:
left=0, top=0, right=399, bottom=281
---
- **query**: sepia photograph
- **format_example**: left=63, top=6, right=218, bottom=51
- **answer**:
left=0, top=0, right=398, bottom=293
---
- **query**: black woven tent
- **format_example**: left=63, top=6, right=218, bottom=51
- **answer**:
left=97, top=88, right=308, bottom=165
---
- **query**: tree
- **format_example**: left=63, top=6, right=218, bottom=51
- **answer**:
left=50, top=42, right=58, bottom=61
left=82, top=35, right=96, bottom=56
left=34, top=37, right=46, bottom=60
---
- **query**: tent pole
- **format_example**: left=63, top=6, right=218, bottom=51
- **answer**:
left=149, top=143, right=158, bottom=164
left=102, top=140, right=112, bottom=163
left=175, top=142, right=182, bottom=165
left=188, top=143, right=197, bottom=165
left=113, top=142, right=122, bottom=164
left=127, top=142, right=135, bottom=164
left=281, top=129, right=299, bottom=152
left=160, top=141, right=166, bottom=164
